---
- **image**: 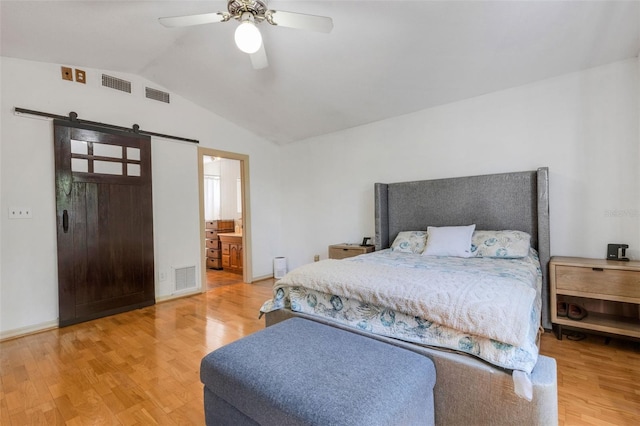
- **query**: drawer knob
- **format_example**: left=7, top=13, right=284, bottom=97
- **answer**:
left=592, top=267, right=604, bottom=271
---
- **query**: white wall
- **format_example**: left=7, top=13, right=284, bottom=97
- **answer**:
left=0, top=57, right=282, bottom=336
left=279, top=58, right=640, bottom=269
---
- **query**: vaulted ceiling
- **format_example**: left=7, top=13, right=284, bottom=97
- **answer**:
left=1, top=1, right=639, bottom=144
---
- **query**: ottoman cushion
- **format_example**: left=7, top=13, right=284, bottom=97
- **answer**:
left=200, top=318, right=436, bottom=426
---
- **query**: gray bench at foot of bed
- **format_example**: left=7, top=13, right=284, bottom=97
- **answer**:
left=265, top=309, right=559, bottom=426
left=200, top=318, right=436, bottom=426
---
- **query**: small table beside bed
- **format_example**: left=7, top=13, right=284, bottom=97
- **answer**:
left=261, top=168, right=557, bottom=426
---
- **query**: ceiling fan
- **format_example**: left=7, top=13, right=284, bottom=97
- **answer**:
left=159, top=0, right=334, bottom=69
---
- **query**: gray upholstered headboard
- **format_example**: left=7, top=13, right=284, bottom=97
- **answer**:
left=374, top=167, right=551, bottom=329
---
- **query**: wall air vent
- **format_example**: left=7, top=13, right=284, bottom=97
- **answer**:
left=174, top=265, right=196, bottom=293
left=146, top=87, right=170, bottom=104
left=102, top=74, right=132, bottom=93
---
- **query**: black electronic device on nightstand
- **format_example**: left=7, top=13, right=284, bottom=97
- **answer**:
left=361, top=237, right=372, bottom=247
left=607, top=243, right=629, bottom=261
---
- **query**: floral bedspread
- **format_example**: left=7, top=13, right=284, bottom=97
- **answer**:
left=261, top=249, right=542, bottom=373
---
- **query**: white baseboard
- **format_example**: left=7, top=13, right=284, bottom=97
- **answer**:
left=251, top=274, right=274, bottom=283
left=0, top=319, right=59, bottom=342
left=156, top=288, right=202, bottom=303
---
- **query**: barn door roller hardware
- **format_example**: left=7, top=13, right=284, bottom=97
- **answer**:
left=14, top=107, right=199, bottom=144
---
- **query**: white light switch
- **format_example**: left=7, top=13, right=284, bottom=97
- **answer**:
left=9, top=207, right=32, bottom=219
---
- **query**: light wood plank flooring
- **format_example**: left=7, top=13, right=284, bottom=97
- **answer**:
left=542, top=331, right=640, bottom=425
left=205, top=269, right=243, bottom=290
left=1, top=278, right=639, bottom=425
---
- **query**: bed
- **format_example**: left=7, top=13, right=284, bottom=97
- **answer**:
left=262, top=168, right=557, bottom=425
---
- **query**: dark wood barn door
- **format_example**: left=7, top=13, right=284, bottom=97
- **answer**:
left=54, top=120, right=155, bottom=327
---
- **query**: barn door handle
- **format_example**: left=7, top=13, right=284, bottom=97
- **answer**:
left=63, top=210, right=69, bottom=233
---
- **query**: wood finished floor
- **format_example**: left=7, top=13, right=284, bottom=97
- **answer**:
left=205, top=269, right=243, bottom=290
left=1, top=274, right=639, bottom=425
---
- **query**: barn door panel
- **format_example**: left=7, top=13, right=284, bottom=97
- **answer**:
left=54, top=120, right=154, bottom=327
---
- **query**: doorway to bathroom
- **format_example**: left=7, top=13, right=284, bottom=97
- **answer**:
left=198, top=148, right=251, bottom=289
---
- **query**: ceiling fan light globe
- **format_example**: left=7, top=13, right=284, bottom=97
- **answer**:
left=235, top=21, right=262, bottom=54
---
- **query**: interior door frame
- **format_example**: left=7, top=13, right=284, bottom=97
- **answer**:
left=198, top=147, right=252, bottom=285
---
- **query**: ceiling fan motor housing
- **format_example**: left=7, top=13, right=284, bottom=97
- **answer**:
left=228, top=0, right=268, bottom=18
left=158, top=0, right=332, bottom=69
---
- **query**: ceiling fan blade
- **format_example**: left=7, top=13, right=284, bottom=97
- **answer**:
left=250, top=44, right=269, bottom=70
left=265, top=10, right=333, bottom=33
left=159, top=12, right=229, bottom=28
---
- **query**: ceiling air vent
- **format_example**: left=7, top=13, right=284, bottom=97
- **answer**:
left=146, top=87, right=170, bottom=104
left=102, top=74, right=132, bottom=93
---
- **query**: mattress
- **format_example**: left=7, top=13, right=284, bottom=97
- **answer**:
left=261, top=248, right=542, bottom=375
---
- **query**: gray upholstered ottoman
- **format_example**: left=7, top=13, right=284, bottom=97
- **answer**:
left=200, top=318, right=436, bottom=426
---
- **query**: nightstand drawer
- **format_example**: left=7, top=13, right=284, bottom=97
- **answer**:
left=328, top=244, right=375, bottom=260
left=329, top=247, right=361, bottom=259
left=555, top=265, right=640, bottom=299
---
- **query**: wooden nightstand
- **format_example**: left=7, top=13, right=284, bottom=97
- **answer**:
left=549, top=256, right=640, bottom=340
left=328, top=244, right=374, bottom=260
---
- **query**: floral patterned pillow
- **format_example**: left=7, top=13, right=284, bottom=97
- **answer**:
left=390, top=231, right=428, bottom=254
left=471, top=230, right=531, bottom=258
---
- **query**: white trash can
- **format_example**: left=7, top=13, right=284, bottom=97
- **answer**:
left=274, top=257, right=287, bottom=279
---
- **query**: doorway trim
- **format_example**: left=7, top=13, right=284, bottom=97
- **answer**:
left=198, top=147, right=252, bottom=286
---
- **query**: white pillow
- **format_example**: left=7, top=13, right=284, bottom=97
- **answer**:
left=423, top=225, right=476, bottom=258
left=390, top=231, right=428, bottom=254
